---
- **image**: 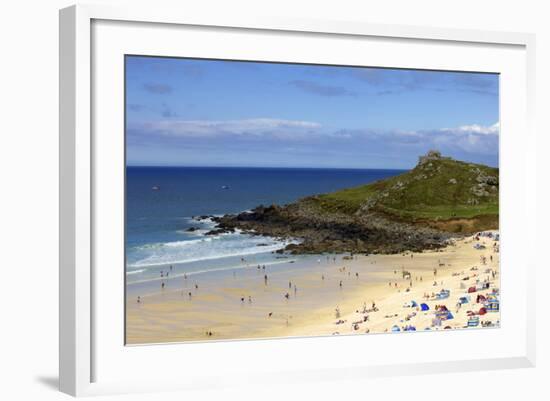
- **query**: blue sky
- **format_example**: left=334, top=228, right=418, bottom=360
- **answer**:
left=126, top=56, right=499, bottom=169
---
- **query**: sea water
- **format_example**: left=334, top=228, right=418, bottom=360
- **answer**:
left=126, top=167, right=404, bottom=287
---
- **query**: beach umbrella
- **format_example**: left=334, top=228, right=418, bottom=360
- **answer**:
left=391, top=325, right=401, bottom=332
left=420, top=303, right=429, bottom=311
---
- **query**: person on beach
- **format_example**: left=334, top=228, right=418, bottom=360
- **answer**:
left=339, top=280, right=343, bottom=288
left=188, top=292, right=192, bottom=299
left=161, top=282, right=165, bottom=289
left=356, top=272, right=359, bottom=279
left=294, top=285, right=297, bottom=296
left=184, top=273, right=187, bottom=279
left=248, top=296, right=252, bottom=303
left=322, top=275, right=325, bottom=280
left=289, top=281, right=292, bottom=289
left=241, top=297, right=245, bottom=303
left=264, top=274, right=268, bottom=285
left=262, top=265, right=266, bottom=270
left=137, top=296, right=141, bottom=304
left=284, top=293, right=290, bottom=300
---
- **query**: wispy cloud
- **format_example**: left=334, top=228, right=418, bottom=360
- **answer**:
left=348, top=68, right=497, bottom=97
left=143, top=83, right=173, bottom=94
left=138, top=118, right=322, bottom=140
left=289, top=80, right=357, bottom=97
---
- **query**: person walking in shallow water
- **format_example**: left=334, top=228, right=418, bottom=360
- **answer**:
left=264, top=274, right=268, bottom=285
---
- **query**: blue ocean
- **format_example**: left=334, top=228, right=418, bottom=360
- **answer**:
left=126, top=167, right=405, bottom=284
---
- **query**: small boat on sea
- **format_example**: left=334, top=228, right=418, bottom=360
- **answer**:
left=221, top=185, right=230, bottom=190
left=152, top=185, right=160, bottom=191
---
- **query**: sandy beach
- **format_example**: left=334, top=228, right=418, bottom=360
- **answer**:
left=126, top=232, right=500, bottom=344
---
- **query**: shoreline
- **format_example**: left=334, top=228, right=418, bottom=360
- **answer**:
left=126, top=231, right=499, bottom=344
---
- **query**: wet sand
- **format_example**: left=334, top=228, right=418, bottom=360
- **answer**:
left=126, top=232, right=500, bottom=344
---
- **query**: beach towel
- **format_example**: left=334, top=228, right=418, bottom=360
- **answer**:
left=468, top=286, right=477, bottom=293
left=478, top=307, right=487, bottom=315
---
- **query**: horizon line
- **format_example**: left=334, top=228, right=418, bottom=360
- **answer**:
left=125, top=164, right=412, bottom=171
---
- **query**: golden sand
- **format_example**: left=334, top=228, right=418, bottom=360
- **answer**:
left=126, top=233, right=499, bottom=344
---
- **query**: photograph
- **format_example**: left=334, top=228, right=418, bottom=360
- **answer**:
left=124, top=55, right=500, bottom=345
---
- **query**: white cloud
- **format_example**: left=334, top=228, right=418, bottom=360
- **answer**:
left=133, top=119, right=499, bottom=157
left=142, top=118, right=322, bottom=139
left=442, top=122, right=499, bottom=135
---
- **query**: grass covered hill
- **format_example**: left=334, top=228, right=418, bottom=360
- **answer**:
left=211, top=151, right=499, bottom=254
left=311, top=150, right=498, bottom=231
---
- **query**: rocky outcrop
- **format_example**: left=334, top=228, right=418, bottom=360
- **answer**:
left=211, top=202, right=452, bottom=255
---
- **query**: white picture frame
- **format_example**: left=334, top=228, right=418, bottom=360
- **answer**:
left=59, top=4, right=536, bottom=397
